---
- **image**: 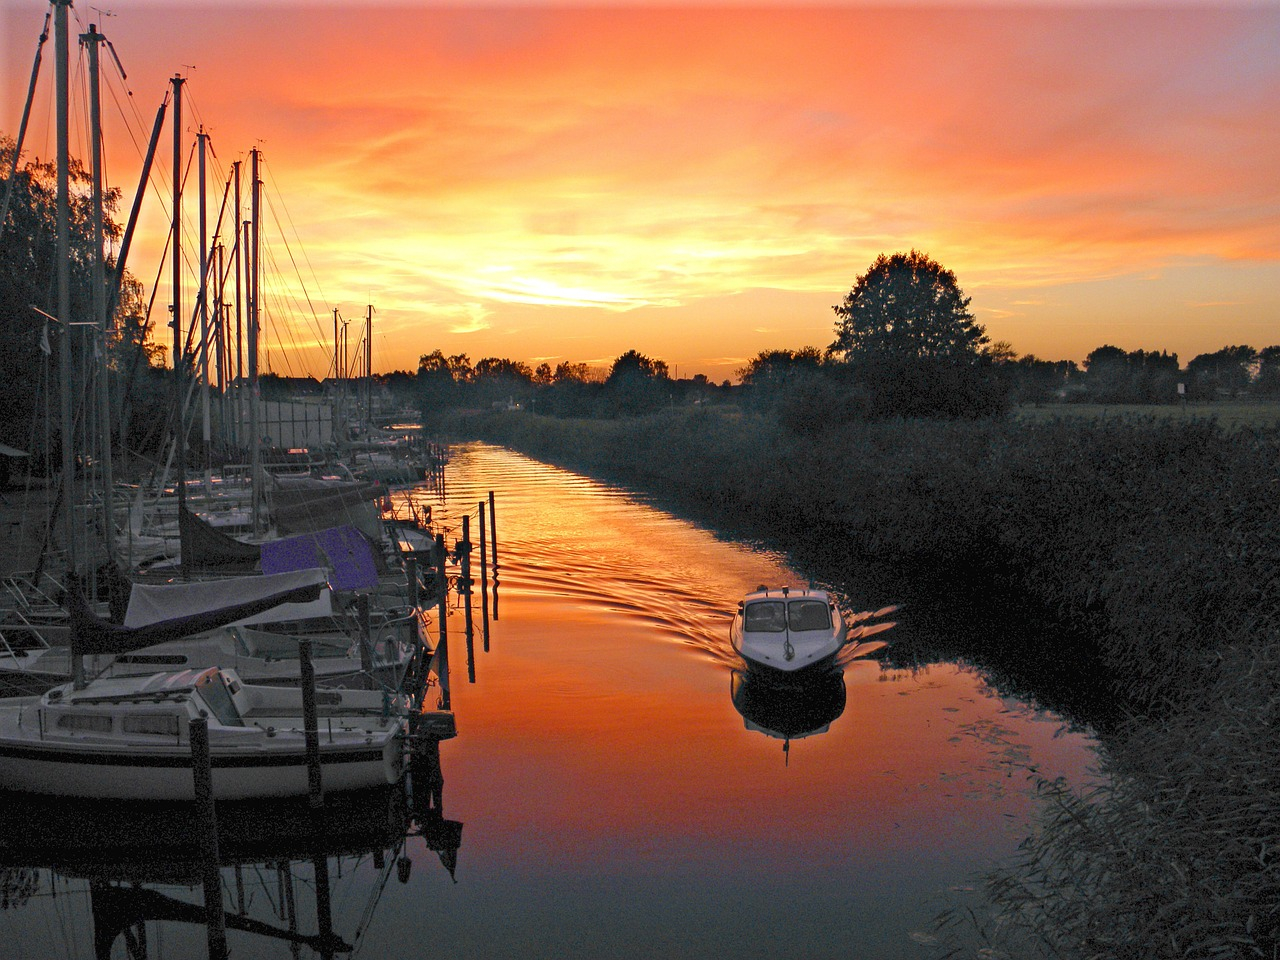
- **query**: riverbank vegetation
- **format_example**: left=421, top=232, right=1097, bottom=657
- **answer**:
left=0, top=133, right=173, bottom=473
left=443, top=402, right=1280, bottom=958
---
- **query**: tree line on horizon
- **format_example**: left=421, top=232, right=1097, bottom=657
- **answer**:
left=394, top=334, right=1280, bottom=427
left=5, top=128, right=1277, bottom=454
left=404, top=250, right=1280, bottom=423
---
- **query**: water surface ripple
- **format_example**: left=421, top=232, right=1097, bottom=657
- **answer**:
left=0, top=441, right=1098, bottom=959
left=403, top=442, right=1098, bottom=959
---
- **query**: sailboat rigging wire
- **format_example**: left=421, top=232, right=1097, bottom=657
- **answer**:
left=259, top=238, right=316, bottom=380
left=261, top=171, right=332, bottom=345
left=349, top=837, right=409, bottom=957
left=0, top=9, right=50, bottom=249
left=120, top=200, right=171, bottom=384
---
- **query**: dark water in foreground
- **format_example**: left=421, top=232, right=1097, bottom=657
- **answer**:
left=0, top=442, right=1097, bottom=959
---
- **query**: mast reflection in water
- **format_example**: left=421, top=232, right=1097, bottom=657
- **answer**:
left=0, top=750, right=461, bottom=959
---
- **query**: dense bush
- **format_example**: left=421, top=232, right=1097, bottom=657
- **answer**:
left=943, top=641, right=1280, bottom=959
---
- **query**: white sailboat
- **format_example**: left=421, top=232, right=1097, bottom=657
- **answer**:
left=0, top=665, right=406, bottom=800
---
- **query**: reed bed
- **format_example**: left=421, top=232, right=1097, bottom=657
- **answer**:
left=463, top=407, right=1280, bottom=713
left=457, top=406, right=1280, bottom=956
left=940, top=641, right=1280, bottom=959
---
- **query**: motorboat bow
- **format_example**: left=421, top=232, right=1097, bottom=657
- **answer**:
left=730, top=586, right=849, bottom=674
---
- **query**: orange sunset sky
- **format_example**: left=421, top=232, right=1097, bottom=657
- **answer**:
left=3, top=1, right=1278, bottom=384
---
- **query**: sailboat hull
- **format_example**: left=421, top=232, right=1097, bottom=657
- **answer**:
left=0, top=719, right=403, bottom=800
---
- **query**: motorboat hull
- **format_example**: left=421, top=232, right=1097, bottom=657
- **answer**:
left=730, top=587, right=849, bottom=674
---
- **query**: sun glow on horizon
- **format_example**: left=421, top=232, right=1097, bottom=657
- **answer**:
left=3, top=2, right=1277, bottom=381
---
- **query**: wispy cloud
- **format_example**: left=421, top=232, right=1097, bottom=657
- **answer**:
left=7, top=2, right=1275, bottom=379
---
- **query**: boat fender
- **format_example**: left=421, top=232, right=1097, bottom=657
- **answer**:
left=265, top=726, right=276, bottom=738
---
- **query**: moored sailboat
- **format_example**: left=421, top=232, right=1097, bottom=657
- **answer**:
left=0, top=665, right=407, bottom=800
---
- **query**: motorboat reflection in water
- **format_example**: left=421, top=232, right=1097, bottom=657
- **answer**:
left=731, top=666, right=847, bottom=750
left=730, top=586, right=849, bottom=674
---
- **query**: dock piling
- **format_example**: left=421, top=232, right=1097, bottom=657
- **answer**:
left=460, top=515, right=475, bottom=683
left=189, top=716, right=228, bottom=960
left=299, top=639, right=324, bottom=808
left=434, top=532, right=451, bottom=710
left=488, top=491, right=498, bottom=620
left=478, top=502, right=490, bottom=651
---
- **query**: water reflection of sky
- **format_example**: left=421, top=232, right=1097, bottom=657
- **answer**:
left=405, top=442, right=1097, bottom=958
left=0, top=442, right=1098, bottom=958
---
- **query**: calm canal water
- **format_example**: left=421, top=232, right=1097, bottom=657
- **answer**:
left=0, top=442, right=1097, bottom=959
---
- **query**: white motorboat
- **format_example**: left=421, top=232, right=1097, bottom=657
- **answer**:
left=730, top=586, right=849, bottom=674
left=0, top=666, right=408, bottom=800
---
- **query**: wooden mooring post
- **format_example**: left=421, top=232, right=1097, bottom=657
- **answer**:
left=478, top=501, right=490, bottom=652
left=189, top=717, right=228, bottom=960
left=460, top=515, right=475, bottom=683
left=404, top=553, right=419, bottom=609
left=299, top=639, right=324, bottom=809
left=488, top=490, right=499, bottom=620
left=434, top=532, right=451, bottom=710
left=356, top=593, right=374, bottom=690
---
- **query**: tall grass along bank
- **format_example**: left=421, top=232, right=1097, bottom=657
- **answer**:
left=458, top=407, right=1280, bottom=716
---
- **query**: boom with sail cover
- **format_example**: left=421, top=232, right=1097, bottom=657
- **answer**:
left=66, top=569, right=328, bottom=657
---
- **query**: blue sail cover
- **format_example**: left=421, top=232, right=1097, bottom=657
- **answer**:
left=259, top=525, right=381, bottom=591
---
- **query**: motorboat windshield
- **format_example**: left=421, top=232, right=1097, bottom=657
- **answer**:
left=744, top=601, right=787, bottom=632
left=787, top=599, right=833, bottom=632
left=743, top=598, right=833, bottom=633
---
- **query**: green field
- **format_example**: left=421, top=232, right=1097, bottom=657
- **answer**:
left=1015, top=400, right=1280, bottom=430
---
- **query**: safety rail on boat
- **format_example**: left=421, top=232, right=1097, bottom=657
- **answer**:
left=46, top=688, right=195, bottom=706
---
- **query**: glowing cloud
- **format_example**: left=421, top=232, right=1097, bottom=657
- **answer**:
left=2, top=2, right=1276, bottom=379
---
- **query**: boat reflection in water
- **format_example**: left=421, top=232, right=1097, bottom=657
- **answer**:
left=731, top=666, right=848, bottom=761
left=0, top=752, right=462, bottom=959
left=730, top=624, right=893, bottom=762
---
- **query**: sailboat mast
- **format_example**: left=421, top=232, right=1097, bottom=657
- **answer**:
left=232, top=160, right=243, bottom=451
left=171, top=74, right=187, bottom=577
left=54, top=0, right=83, bottom=690
left=198, top=128, right=212, bottom=475
left=216, top=240, right=228, bottom=447
left=84, top=23, right=116, bottom=569
left=249, top=147, right=262, bottom=537
left=333, top=307, right=342, bottom=446
left=365, top=305, right=373, bottom=423
left=55, top=0, right=76, bottom=580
